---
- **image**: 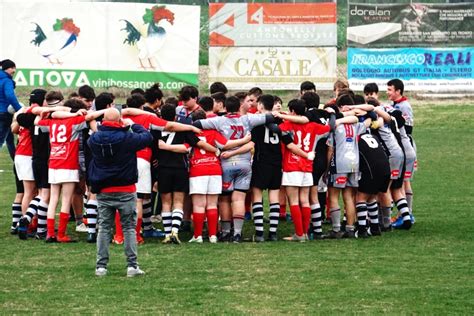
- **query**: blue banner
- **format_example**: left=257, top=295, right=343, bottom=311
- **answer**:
left=347, top=47, right=473, bottom=91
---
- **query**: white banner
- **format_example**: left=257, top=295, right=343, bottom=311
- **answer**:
left=209, top=47, right=337, bottom=90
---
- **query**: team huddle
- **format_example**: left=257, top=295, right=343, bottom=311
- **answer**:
left=7, top=78, right=416, bottom=275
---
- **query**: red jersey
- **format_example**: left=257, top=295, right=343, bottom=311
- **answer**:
left=280, top=120, right=330, bottom=172
left=248, top=107, right=258, bottom=114
left=122, top=114, right=167, bottom=161
left=15, top=106, right=37, bottom=156
left=189, top=130, right=228, bottom=177
left=38, top=115, right=87, bottom=170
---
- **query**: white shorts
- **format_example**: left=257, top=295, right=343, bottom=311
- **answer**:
left=14, top=155, right=34, bottom=181
left=189, top=175, right=222, bottom=195
left=48, top=169, right=79, bottom=184
left=136, top=158, right=151, bottom=194
left=282, top=172, right=313, bottom=187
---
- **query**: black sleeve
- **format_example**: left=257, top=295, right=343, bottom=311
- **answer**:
left=16, top=113, right=36, bottom=128
left=264, top=113, right=275, bottom=124
left=281, top=130, right=294, bottom=146
left=185, top=131, right=200, bottom=147
left=405, top=125, right=413, bottom=135
left=193, top=120, right=203, bottom=129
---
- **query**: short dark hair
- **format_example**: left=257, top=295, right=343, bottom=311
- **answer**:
left=131, top=88, right=145, bottom=96
left=179, top=85, right=199, bottom=101
left=64, top=98, right=87, bottom=112
left=257, top=94, right=275, bottom=111
left=126, top=93, right=146, bottom=109
left=29, top=89, right=47, bottom=106
left=191, top=109, right=207, bottom=121
left=335, top=94, right=355, bottom=107
left=387, top=78, right=404, bottom=95
left=45, top=91, right=64, bottom=105
left=273, top=95, right=282, bottom=105
left=366, top=97, right=380, bottom=107
left=363, top=83, right=379, bottom=95
left=301, top=92, right=320, bottom=109
left=145, top=86, right=163, bottom=104
left=209, top=82, right=228, bottom=95
left=225, top=96, right=240, bottom=113
left=234, top=92, right=247, bottom=103
left=161, top=104, right=176, bottom=121
left=165, top=97, right=179, bottom=107
left=354, top=94, right=366, bottom=105
left=288, top=99, right=306, bottom=115
left=211, top=92, right=226, bottom=104
left=198, top=96, right=214, bottom=112
left=300, top=81, right=316, bottom=93
left=78, top=85, right=95, bottom=101
left=95, top=92, right=115, bottom=111
left=248, top=87, right=263, bottom=97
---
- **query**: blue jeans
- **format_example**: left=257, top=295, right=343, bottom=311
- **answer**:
left=96, top=192, right=138, bottom=269
left=0, top=112, right=15, bottom=160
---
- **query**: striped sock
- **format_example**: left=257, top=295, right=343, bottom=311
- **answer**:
left=233, top=215, right=244, bottom=236
left=85, top=200, right=98, bottom=234
left=289, top=205, right=303, bottom=236
left=311, top=203, right=322, bottom=234
left=330, top=208, right=341, bottom=232
left=162, top=211, right=172, bottom=234
left=171, top=209, right=183, bottom=234
left=396, top=198, right=411, bottom=222
left=268, top=203, right=279, bottom=234
left=25, top=196, right=40, bottom=223
left=11, top=203, right=22, bottom=229
left=252, top=202, right=264, bottom=237
left=142, top=199, right=153, bottom=231
left=206, top=208, right=218, bottom=237
left=37, top=200, right=48, bottom=234
left=356, top=202, right=368, bottom=228
left=367, top=201, right=379, bottom=225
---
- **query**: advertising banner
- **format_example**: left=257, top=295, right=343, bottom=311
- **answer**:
left=209, top=47, right=337, bottom=90
left=0, top=1, right=200, bottom=89
left=347, top=47, right=473, bottom=92
left=347, top=3, right=474, bottom=46
left=209, top=3, right=337, bottom=47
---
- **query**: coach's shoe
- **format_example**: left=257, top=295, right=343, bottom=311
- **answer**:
left=35, top=231, right=47, bottom=240
left=232, top=234, right=242, bottom=243
left=95, top=267, right=107, bottom=277
left=75, top=223, right=88, bottom=233
left=209, top=235, right=218, bottom=244
left=45, top=236, right=57, bottom=243
left=57, top=235, right=77, bottom=243
left=327, top=230, right=344, bottom=239
left=143, top=228, right=165, bottom=238
left=267, top=233, right=278, bottom=242
left=87, top=233, right=97, bottom=243
left=189, top=236, right=203, bottom=243
left=170, top=231, right=181, bottom=245
left=127, top=266, right=145, bottom=277
left=218, top=232, right=232, bottom=242
left=254, top=235, right=265, bottom=243
left=283, top=234, right=305, bottom=242
left=369, top=224, right=382, bottom=236
left=18, top=217, right=29, bottom=240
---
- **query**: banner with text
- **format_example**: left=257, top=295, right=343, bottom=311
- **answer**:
left=347, top=47, right=473, bottom=92
left=0, top=1, right=200, bottom=89
left=209, top=3, right=337, bottom=47
left=347, top=3, right=473, bottom=46
left=209, top=47, right=337, bottom=90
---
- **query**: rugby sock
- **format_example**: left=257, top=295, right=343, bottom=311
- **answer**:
left=11, top=202, right=22, bottom=229
left=269, top=203, right=280, bottom=234
left=114, top=212, right=123, bottom=239
left=58, top=212, right=69, bottom=238
left=85, top=200, right=98, bottom=234
left=280, top=204, right=287, bottom=218
left=75, top=214, right=83, bottom=226
left=346, top=224, right=355, bottom=232
left=206, top=208, right=218, bottom=237
left=221, top=221, right=231, bottom=234
left=367, top=201, right=379, bottom=225
left=406, top=191, right=413, bottom=214
left=245, top=193, right=252, bottom=214
left=233, top=215, right=244, bottom=236
left=171, top=209, right=184, bottom=234
left=301, top=206, right=311, bottom=235
left=162, top=211, right=172, bottom=234
left=192, top=213, right=205, bottom=238
left=395, top=198, right=411, bottom=222
left=356, top=202, right=368, bottom=228
left=330, top=208, right=341, bottom=232
left=289, top=205, right=303, bottom=237
left=382, top=206, right=392, bottom=228
left=25, top=196, right=40, bottom=223
left=47, top=218, right=55, bottom=238
left=37, top=200, right=48, bottom=234
left=311, top=203, right=323, bottom=234
left=252, top=202, right=264, bottom=237
left=142, top=199, right=153, bottom=231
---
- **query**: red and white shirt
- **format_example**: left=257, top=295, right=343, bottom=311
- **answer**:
left=280, top=121, right=330, bottom=172
left=38, top=115, right=87, bottom=170
left=189, top=130, right=227, bottom=177
left=15, top=105, right=38, bottom=157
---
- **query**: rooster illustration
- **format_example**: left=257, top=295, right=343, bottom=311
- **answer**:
left=31, top=18, right=80, bottom=65
left=121, top=5, right=175, bottom=69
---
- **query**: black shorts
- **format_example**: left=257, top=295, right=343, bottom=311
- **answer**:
left=157, top=167, right=189, bottom=194
left=390, top=163, right=406, bottom=190
left=32, top=159, right=50, bottom=189
left=251, top=163, right=282, bottom=191
left=358, top=170, right=390, bottom=195
left=312, top=157, right=327, bottom=186
left=14, top=165, right=24, bottom=194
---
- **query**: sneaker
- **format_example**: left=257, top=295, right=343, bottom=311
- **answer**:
left=254, top=235, right=265, bottom=243
left=369, top=224, right=382, bottom=236
left=127, top=266, right=145, bottom=277
left=142, top=228, right=165, bottom=238
left=137, top=235, right=145, bottom=245
left=313, top=233, right=326, bottom=240
left=244, top=212, right=252, bottom=221
left=381, top=224, right=393, bottom=232
left=75, top=223, right=88, bottom=233
left=401, top=219, right=412, bottom=230
left=57, top=235, right=77, bottom=243
left=303, top=233, right=310, bottom=241
left=209, top=235, right=218, bottom=244
left=282, top=234, right=305, bottom=242
left=95, top=267, right=107, bottom=277
left=355, top=227, right=369, bottom=239
left=113, top=235, right=124, bottom=245
left=188, top=236, right=203, bottom=243
left=267, top=233, right=278, bottom=242
left=410, top=214, right=416, bottom=224
left=179, top=221, right=191, bottom=233
left=232, top=233, right=242, bottom=243
left=35, top=231, right=47, bottom=240
left=391, top=216, right=404, bottom=228
left=218, top=232, right=232, bottom=242
left=10, top=225, right=18, bottom=235
left=170, top=231, right=181, bottom=245
left=87, top=232, right=97, bottom=243
left=162, top=234, right=172, bottom=244
left=18, top=217, right=29, bottom=240
left=343, top=230, right=356, bottom=239
left=45, top=236, right=57, bottom=243
left=327, top=230, right=344, bottom=239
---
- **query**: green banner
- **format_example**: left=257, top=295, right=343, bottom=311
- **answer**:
left=13, top=69, right=198, bottom=90
left=347, top=3, right=474, bottom=47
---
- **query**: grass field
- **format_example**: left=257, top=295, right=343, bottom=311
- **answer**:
left=0, top=103, right=473, bottom=314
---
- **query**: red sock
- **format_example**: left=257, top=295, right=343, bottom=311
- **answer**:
left=47, top=218, right=55, bottom=238
left=206, top=208, right=218, bottom=237
left=245, top=193, right=252, bottom=213
left=280, top=204, right=287, bottom=217
left=115, top=211, right=123, bottom=238
left=58, top=212, right=69, bottom=238
left=301, top=206, right=311, bottom=234
left=135, top=217, right=142, bottom=238
left=28, top=216, right=38, bottom=234
left=290, top=205, right=303, bottom=236
left=192, top=212, right=205, bottom=238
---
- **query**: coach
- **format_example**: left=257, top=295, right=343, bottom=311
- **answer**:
left=88, top=108, right=152, bottom=277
